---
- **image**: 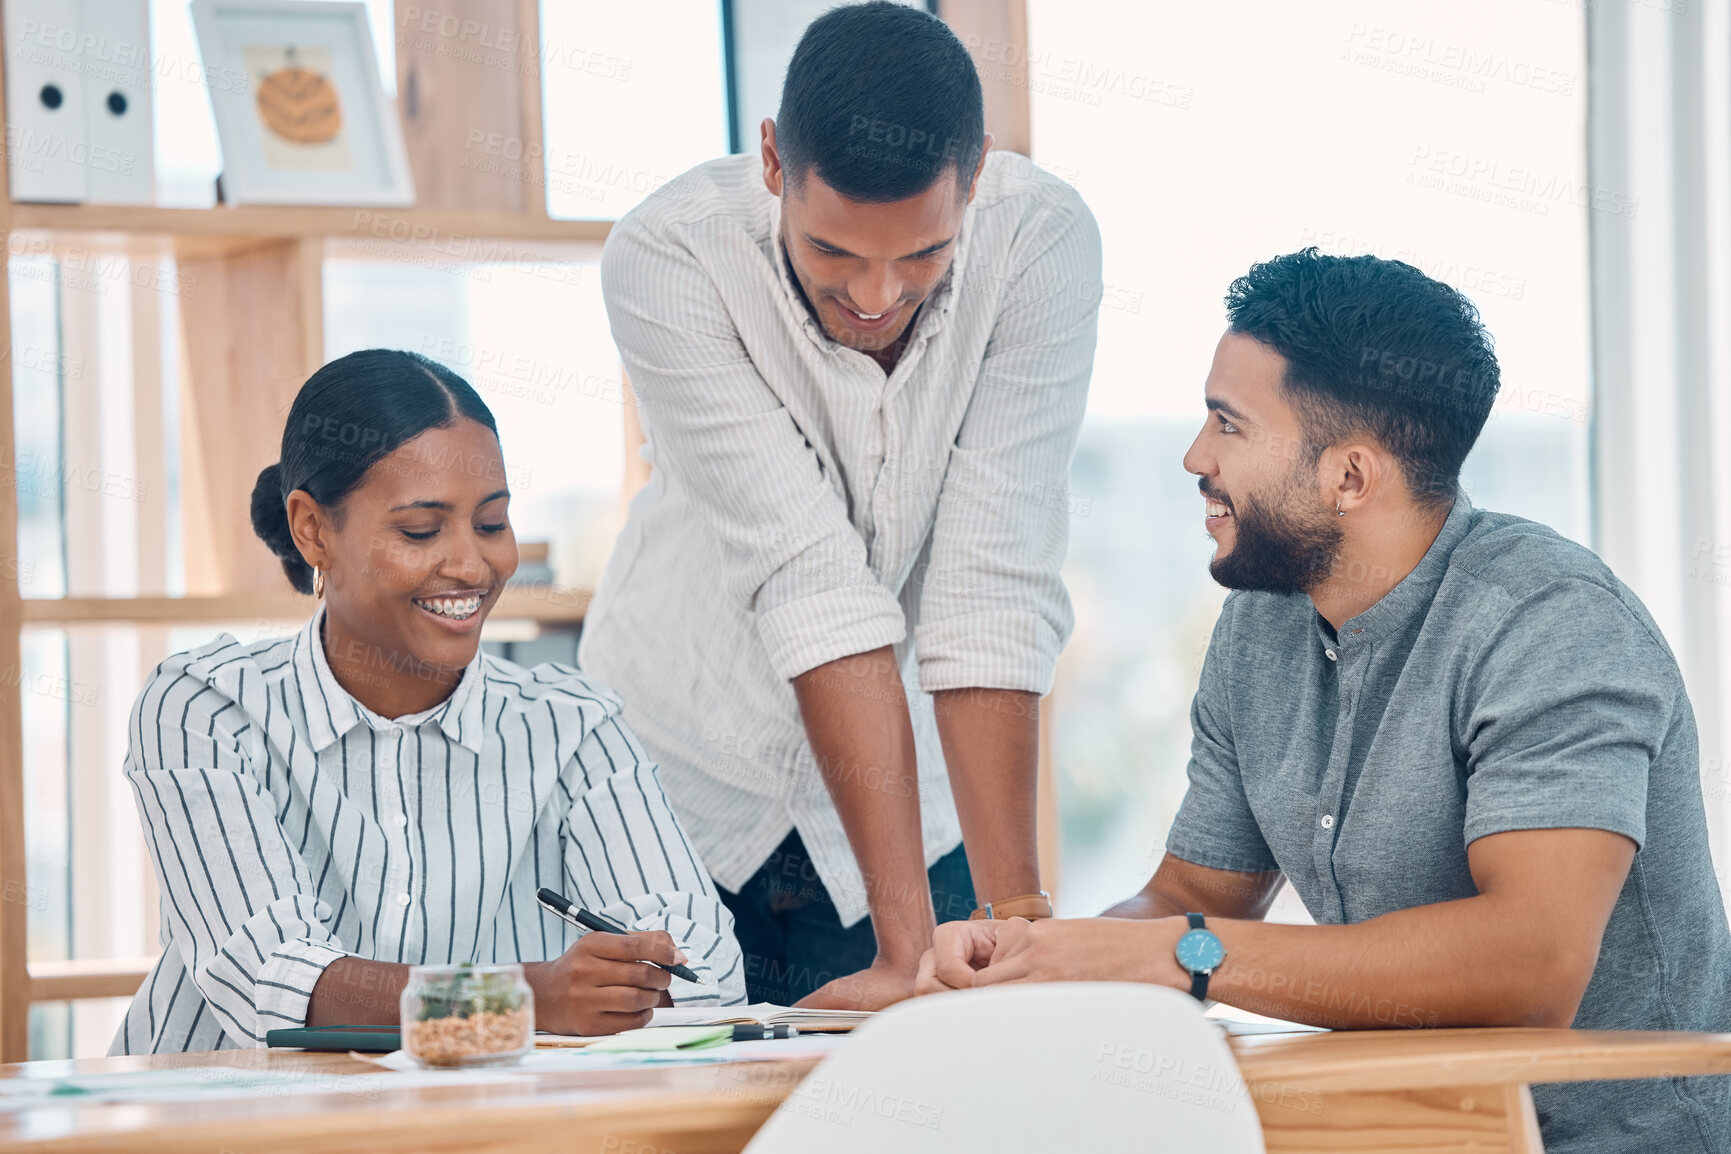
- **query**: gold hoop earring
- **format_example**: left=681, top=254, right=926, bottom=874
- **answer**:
left=1336, top=502, right=1345, bottom=517
left=313, top=566, right=325, bottom=598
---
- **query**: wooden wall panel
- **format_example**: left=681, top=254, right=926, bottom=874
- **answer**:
left=0, top=10, right=27, bottom=1062
left=177, top=241, right=324, bottom=595
left=940, top=0, right=1032, bottom=156
left=394, top=0, right=539, bottom=213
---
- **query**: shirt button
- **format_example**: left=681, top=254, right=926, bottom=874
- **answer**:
left=396, top=892, right=411, bottom=907
left=1324, top=648, right=1338, bottom=661
left=393, top=813, right=408, bottom=828
left=1320, top=814, right=1335, bottom=830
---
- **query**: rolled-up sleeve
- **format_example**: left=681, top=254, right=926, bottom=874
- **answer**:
left=127, top=670, right=347, bottom=1046
left=560, top=712, right=748, bottom=1005
left=914, top=195, right=1101, bottom=694
left=602, top=217, right=904, bottom=681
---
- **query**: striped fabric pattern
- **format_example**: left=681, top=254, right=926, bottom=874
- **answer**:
left=112, top=608, right=745, bottom=1055
left=580, top=150, right=1102, bottom=926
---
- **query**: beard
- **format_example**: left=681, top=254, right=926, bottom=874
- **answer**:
left=1205, top=472, right=1344, bottom=595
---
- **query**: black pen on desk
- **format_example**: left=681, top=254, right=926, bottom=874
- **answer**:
left=536, top=887, right=706, bottom=984
left=731, top=1024, right=798, bottom=1041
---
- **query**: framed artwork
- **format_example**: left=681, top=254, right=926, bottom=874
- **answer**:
left=191, top=0, right=413, bottom=205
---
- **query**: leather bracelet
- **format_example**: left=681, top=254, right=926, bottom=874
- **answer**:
left=968, top=891, right=1053, bottom=921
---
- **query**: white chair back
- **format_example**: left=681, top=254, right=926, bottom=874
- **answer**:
left=744, top=982, right=1266, bottom=1154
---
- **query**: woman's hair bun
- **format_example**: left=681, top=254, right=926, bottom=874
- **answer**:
left=249, top=463, right=314, bottom=595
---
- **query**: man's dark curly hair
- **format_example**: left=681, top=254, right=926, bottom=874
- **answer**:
left=1225, top=248, right=1502, bottom=507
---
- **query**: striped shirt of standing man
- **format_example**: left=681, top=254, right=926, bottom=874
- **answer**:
left=581, top=2, right=1101, bottom=1010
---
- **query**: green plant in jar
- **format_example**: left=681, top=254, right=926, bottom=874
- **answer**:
left=403, top=962, right=534, bottom=1067
left=415, top=963, right=526, bottom=1020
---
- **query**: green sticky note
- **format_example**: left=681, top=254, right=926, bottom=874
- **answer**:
left=584, top=1025, right=732, bottom=1052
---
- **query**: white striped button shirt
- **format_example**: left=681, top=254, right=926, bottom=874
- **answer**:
left=112, top=608, right=745, bottom=1055
left=580, top=151, right=1101, bottom=925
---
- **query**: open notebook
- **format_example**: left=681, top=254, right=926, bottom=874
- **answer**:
left=537, top=1003, right=873, bottom=1046
left=650, top=1003, right=874, bottom=1032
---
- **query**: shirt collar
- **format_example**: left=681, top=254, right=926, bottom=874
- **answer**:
left=436, top=651, right=490, bottom=755
left=1315, top=491, right=1479, bottom=654
left=764, top=188, right=973, bottom=355
left=294, top=605, right=489, bottom=754
left=295, top=608, right=361, bottom=752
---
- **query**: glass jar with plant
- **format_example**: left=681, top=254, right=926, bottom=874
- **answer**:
left=401, top=962, right=534, bottom=1067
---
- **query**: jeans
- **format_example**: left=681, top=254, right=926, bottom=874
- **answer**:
left=717, top=829, right=977, bottom=1004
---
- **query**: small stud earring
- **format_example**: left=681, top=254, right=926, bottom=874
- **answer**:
left=313, top=566, right=325, bottom=598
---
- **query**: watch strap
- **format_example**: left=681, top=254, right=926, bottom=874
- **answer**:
left=1184, top=912, right=1211, bottom=1002
left=968, top=891, right=1053, bottom=921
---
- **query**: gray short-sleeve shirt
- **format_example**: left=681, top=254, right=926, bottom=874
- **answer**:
left=1167, top=495, right=1731, bottom=1154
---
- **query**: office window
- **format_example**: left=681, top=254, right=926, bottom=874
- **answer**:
left=540, top=1, right=728, bottom=220
left=322, top=257, right=627, bottom=591
left=10, top=251, right=185, bottom=1057
left=1030, top=0, right=1592, bottom=914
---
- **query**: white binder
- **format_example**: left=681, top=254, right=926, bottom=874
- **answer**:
left=3, top=0, right=155, bottom=204
left=5, top=0, right=92, bottom=202
left=79, top=0, right=155, bottom=204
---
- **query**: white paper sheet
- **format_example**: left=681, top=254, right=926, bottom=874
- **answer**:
left=0, top=1062, right=520, bottom=1111
left=374, top=1034, right=845, bottom=1073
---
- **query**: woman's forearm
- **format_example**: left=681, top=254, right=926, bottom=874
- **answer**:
left=307, top=956, right=410, bottom=1026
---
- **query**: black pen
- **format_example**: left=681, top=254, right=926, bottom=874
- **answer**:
left=536, top=887, right=705, bottom=984
left=731, top=1024, right=798, bottom=1041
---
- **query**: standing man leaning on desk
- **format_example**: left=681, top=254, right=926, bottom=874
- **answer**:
left=921, top=250, right=1731, bottom=1153
left=580, top=2, right=1101, bottom=1009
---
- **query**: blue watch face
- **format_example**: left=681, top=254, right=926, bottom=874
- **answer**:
left=1175, top=928, right=1226, bottom=972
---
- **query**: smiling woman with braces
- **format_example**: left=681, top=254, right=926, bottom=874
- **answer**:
left=109, top=349, right=747, bottom=1057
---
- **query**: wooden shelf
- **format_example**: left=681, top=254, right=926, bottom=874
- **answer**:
left=11, top=202, right=611, bottom=244
left=28, top=957, right=156, bottom=1003
left=22, top=587, right=589, bottom=627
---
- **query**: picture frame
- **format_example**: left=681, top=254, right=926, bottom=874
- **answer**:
left=190, top=0, right=413, bottom=206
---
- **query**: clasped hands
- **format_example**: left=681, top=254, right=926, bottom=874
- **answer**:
left=914, top=915, right=1196, bottom=995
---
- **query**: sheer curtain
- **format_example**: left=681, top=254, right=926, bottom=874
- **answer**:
left=1588, top=0, right=1731, bottom=886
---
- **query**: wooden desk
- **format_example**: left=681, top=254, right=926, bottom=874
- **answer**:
left=1235, top=1027, right=1731, bottom=1151
left=2, top=1029, right=1728, bottom=1153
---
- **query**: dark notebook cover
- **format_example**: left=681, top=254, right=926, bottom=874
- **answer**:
left=264, top=1024, right=401, bottom=1052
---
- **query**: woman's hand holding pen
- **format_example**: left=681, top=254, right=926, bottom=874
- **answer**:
left=525, top=930, right=688, bottom=1035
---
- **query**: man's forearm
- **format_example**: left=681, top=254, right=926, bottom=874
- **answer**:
left=1104, top=854, right=1285, bottom=921
left=1206, top=896, right=1589, bottom=1029
left=1102, top=890, right=1195, bottom=920
left=933, top=688, right=1041, bottom=908
left=793, top=646, right=933, bottom=965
